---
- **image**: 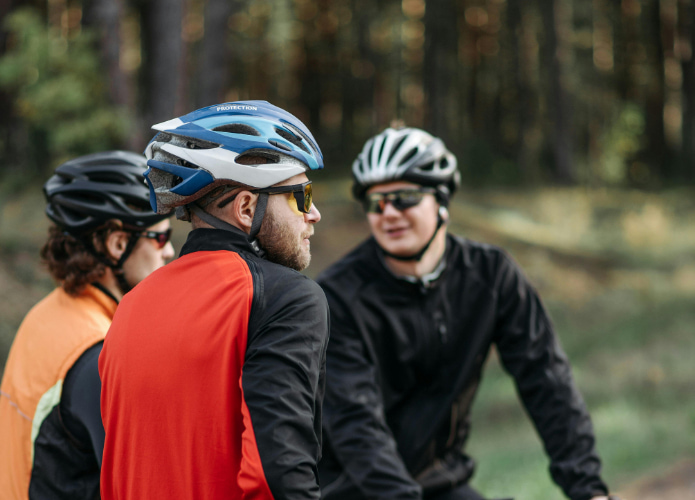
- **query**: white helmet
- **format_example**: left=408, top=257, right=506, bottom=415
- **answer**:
left=352, top=127, right=459, bottom=201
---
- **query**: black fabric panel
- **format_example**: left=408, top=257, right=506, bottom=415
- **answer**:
left=29, top=404, right=99, bottom=500
left=60, top=342, right=105, bottom=467
left=241, top=254, right=330, bottom=500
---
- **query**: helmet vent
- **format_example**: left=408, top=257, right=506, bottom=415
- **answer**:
left=177, top=158, right=199, bottom=169
left=90, top=173, right=129, bottom=185
left=236, top=152, right=279, bottom=165
left=284, top=123, right=320, bottom=155
left=213, top=124, right=261, bottom=136
left=419, top=161, right=435, bottom=172
left=275, top=127, right=310, bottom=154
left=388, top=136, right=408, bottom=164
left=399, top=147, right=418, bottom=166
left=377, top=137, right=387, bottom=162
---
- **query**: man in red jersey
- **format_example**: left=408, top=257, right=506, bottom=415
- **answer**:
left=99, top=101, right=329, bottom=499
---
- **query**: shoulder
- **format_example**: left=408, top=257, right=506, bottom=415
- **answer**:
left=447, top=234, right=522, bottom=288
left=316, top=238, right=376, bottom=299
left=248, top=255, right=328, bottom=311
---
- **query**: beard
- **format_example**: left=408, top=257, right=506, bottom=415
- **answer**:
left=256, top=209, right=312, bottom=271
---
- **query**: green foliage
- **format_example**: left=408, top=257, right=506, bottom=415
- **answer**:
left=0, top=8, right=127, bottom=173
left=596, top=104, right=647, bottom=184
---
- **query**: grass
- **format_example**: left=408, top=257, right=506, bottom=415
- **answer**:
left=1, top=182, right=694, bottom=497
left=467, top=295, right=695, bottom=499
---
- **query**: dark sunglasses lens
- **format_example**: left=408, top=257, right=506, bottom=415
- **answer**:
left=365, top=190, right=426, bottom=213
left=365, top=195, right=384, bottom=214
left=392, top=191, right=426, bottom=210
left=150, top=229, right=171, bottom=248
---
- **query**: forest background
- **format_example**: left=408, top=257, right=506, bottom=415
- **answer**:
left=0, top=0, right=694, bottom=498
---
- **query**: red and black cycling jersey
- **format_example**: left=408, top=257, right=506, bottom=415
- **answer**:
left=316, top=235, right=609, bottom=500
left=99, top=228, right=329, bottom=500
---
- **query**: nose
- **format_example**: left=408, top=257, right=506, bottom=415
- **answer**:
left=380, top=200, right=401, bottom=218
left=162, top=241, right=175, bottom=261
left=305, top=203, right=321, bottom=223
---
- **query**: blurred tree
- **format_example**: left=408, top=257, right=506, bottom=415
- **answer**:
left=541, top=0, right=575, bottom=183
left=644, top=0, right=670, bottom=179
left=83, top=0, right=134, bottom=146
left=0, top=7, right=127, bottom=175
left=196, top=0, right=239, bottom=108
left=423, top=0, right=459, bottom=145
left=138, top=0, right=185, bottom=142
left=679, top=0, right=695, bottom=181
left=0, top=0, right=693, bottom=187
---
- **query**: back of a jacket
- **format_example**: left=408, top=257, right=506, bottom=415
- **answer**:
left=99, top=228, right=329, bottom=500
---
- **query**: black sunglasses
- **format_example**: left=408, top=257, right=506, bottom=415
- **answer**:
left=139, top=228, right=172, bottom=248
left=252, top=181, right=313, bottom=214
left=364, top=187, right=436, bottom=214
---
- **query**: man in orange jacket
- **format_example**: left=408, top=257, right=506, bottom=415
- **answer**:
left=0, top=151, right=174, bottom=499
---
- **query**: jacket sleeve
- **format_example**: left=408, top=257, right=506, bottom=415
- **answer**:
left=321, top=286, right=422, bottom=500
left=240, top=271, right=329, bottom=500
left=492, top=251, right=609, bottom=500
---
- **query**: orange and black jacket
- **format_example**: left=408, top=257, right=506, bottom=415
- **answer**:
left=0, top=285, right=116, bottom=500
left=316, top=235, right=609, bottom=500
left=99, top=228, right=329, bottom=500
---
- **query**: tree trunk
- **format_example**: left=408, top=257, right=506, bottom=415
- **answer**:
left=679, top=0, right=695, bottom=181
left=507, top=0, right=540, bottom=182
left=197, top=0, right=239, bottom=108
left=139, top=0, right=185, bottom=136
left=541, top=0, right=575, bottom=183
left=423, top=0, right=459, bottom=143
left=83, top=0, right=131, bottom=108
left=645, top=0, right=668, bottom=179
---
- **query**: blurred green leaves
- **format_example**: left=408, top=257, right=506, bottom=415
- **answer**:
left=597, top=104, right=647, bottom=184
left=0, top=8, right=127, bottom=172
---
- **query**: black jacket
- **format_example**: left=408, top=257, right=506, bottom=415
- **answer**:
left=316, top=235, right=608, bottom=500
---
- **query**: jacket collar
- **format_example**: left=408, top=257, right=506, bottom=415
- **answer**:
left=180, top=227, right=257, bottom=257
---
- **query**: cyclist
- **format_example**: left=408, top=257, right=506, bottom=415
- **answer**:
left=316, top=127, right=617, bottom=500
left=98, top=101, right=330, bottom=499
left=0, top=151, right=174, bottom=499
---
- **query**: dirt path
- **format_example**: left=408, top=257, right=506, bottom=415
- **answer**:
left=616, top=459, right=695, bottom=499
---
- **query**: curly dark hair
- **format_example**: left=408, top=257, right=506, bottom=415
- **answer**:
left=40, top=221, right=120, bottom=296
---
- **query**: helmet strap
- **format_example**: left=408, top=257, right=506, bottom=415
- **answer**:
left=79, top=230, right=139, bottom=295
left=112, top=232, right=141, bottom=295
left=188, top=196, right=268, bottom=258
left=378, top=206, right=447, bottom=262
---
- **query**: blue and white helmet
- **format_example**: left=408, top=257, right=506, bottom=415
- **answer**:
left=144, top=100, right=323, bottom=214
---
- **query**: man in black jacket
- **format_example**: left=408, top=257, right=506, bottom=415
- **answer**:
left=316, top=127, right=616, bottom=500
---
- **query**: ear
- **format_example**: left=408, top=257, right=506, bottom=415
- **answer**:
left=224, top=190, right=258, bottom=233
left=103, top=229, right=130, bottom=262
left=438, top=205, right=449, bottom=223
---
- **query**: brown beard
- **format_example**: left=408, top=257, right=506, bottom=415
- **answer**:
left=256, top=208, right=311, bottom=271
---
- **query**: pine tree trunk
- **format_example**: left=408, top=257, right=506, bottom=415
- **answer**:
left=423, top=0, right=459, bottom=143
left=541, top=0, right=575, bottom=183
left=140, top=0, right=185, bottom=130
left=197, top=0, right=239, bottom=108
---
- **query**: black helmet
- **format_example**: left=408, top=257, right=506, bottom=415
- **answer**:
left=352, top=127, right=460, bottom=201
left=44, top=151, right=168, bottom=235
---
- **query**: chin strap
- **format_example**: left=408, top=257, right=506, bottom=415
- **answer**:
left=112, top=233, right=141, bottom=295
left=76, top=231, right=139, bottom=296
left=379, top=206, right=448, bottom=262
left=188, top=195, right=268, bottom=258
